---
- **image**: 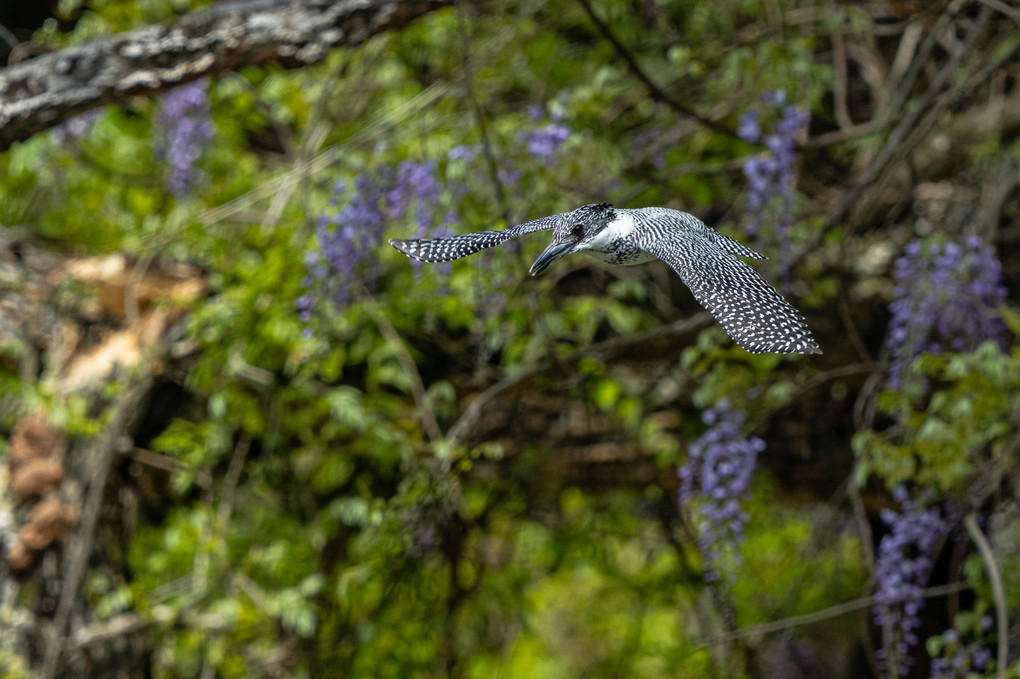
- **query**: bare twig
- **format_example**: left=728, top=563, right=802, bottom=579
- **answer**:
left=862, top=4, right=991, bottom=220
left=446, top=312, right=711, bottom=443
left=216, top=434, right=252, bottom=531
left=69, top=613, right=147, bottom=649
left=697, top=581, right=969, bottom=647
left=826, top=0, right=854, bottom=131
left=827, top=0, right=969, bottom=231
left=964, top=514, right=1008, bottom=679
left=978, top=0, right=1020, bottom=27
left=805, top=120, right=881, bottom=148
left=364, top=301, right=445, bottom=442
left=125, top=253, right=155, bottom=330
left=455, top=0, right=509, bottom=223
left=848, top=480, right=875, bottom=574
left=745, top=361, right=881, bottom=433
left=0, top=23, right=19, bottom=51
left=574, top=0, right=733, bottom=138
left=836, top=277, right=873, bottom=364
left=446, top=370, right=527, bottom=444
left=195, top=82, right=450, bottom=229
left=125, top=446, right=214, bottom=488
left=40, top=377, right=154, bottom=679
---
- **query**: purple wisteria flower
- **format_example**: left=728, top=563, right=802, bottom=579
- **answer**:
left=739, top=90, right=810, bottom=282
left=300, top=173, right=389, bottom=318
left=929, top=625, right=993, bottom=679
left=497, top=167, right=522, bottom=188
left=389, top=160, right=441, bottom=235
left=886, top=237, right=1009, bottom=388
left=872, top=487, right=945, bottom=676
left=678, top=400, right=764, bottom=581
left=520, top=101, right=573, bottom=166
left=299, top=159, right=455, bottom=332
left=522, top=122, right=571, bottom=163
left=739, top=90, right=807, bottom=222
left=448, top=145, right=480, bottom=163
left=155, top=79, right=215, bottom=197
left=736, top=109, right=760, bottom=144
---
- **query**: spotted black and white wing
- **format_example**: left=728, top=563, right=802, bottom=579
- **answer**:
left=389, top=212, right=568, bottom=263
left=633, top=207, right=765, bottom=260
left=630, top=212, right=820, bottom=355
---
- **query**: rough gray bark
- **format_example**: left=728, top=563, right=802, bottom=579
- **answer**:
left=0, top=0, right=450, bottom=151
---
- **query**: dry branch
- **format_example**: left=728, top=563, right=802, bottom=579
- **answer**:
left=0, top=0, right=450, bottom=150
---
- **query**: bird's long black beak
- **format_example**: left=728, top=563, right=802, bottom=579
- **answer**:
left=529, top=241, right=573, bottom=275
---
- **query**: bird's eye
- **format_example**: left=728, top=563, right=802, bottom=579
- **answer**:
left=570, top=224, right=584, bottom=238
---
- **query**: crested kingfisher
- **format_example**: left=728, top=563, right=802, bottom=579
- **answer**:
left=389, top=204, right=820, bottom=355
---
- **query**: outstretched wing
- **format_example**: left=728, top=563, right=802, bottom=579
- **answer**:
left=630, top=220, right=820, bottom=354
left=389, top=212, right=567, bottom=263
left=632, top=207, right=765, bottom=260
left=712, top=231, right=766, bottom=261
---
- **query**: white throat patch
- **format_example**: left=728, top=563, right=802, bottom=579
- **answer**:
left=576, top=211, right=636, bottom=251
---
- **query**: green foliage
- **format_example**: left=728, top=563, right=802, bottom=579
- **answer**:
left=855, top=342, right=1019, bottom=493
left=2, top=0, right=1018, bottom=677
left=0, top=650, right=30, bottom=679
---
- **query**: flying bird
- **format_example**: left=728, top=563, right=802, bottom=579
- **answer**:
left=389, top=204, right=820, bottom=355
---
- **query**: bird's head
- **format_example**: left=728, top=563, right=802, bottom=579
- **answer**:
left=529, top=203, right=615, bottom=275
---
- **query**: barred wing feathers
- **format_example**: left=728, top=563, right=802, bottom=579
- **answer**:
left=631, top=218, right=820, bottom=355
left=389, top=212, right=567, bottom=263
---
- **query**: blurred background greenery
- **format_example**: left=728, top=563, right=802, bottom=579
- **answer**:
left=1, top=1, right=1018, bottom=677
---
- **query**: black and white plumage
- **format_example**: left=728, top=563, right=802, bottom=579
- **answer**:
left=389, top=203, right=820, bottom=355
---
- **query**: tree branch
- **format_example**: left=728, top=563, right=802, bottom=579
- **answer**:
left=455, top=0, right=509, bottom=223
left=697, top=581, right=970, bottom=647
left=446, top=312, right=711, bottom=444
left=0, top=0, right=450, bottom=150
left=364, top=300, right=445, bottom=442
left=575, top=0, right=734, bottom=138
left=40, top=376, right=155, bottom=679
left=964, top=514, right=1008, bottom=679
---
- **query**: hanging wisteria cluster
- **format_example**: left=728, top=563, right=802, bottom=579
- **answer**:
left=738, top=90, right=808, bottom=227
left=448, top=103, right=573, bottom=190
left=929, top=624, right=993, bottom=679
left=678, top=400, right=764, bottom=581
left=389, top=160, right=442, bottom=234
left=155, top=79, right=215, bottom=197
left=299, top=100, right=576, bottom=330
left=738, top=90, right=809, bottom=281
left=872, top=486, right=946, bottom=676
left=886, top=237, right=1009, bottom=388
left=298, top=160, right=454, bottom=327
left=521, top=123, right=571, bottom=164
left=520, top=102, right=572, bottom=166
